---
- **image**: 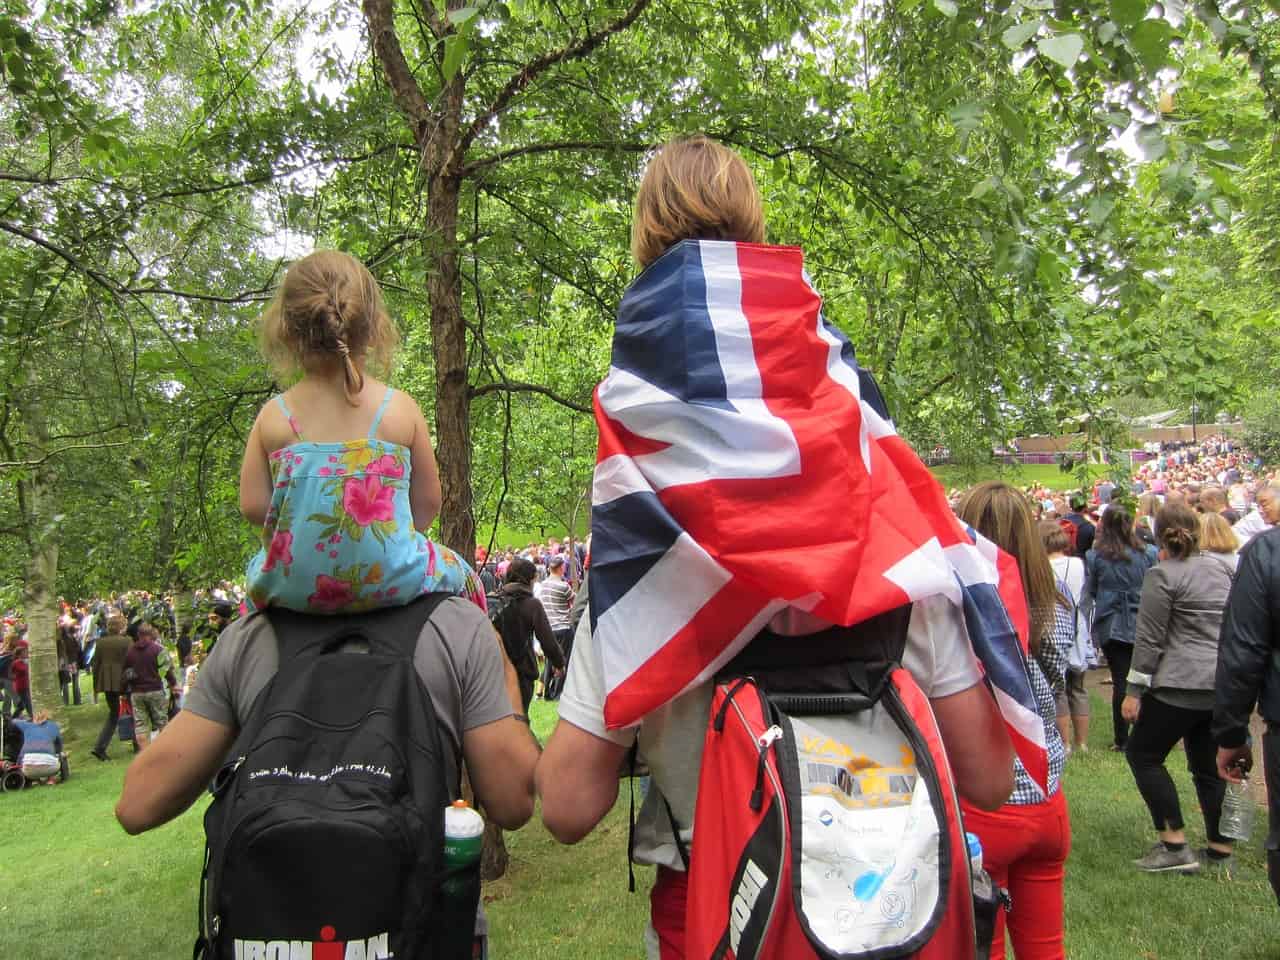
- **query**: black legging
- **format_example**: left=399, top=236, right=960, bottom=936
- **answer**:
left=1125, top=694, right=1228, bottom=842
left=94, top=692, right=121, bottom=756
left=1103, top=640, right=1133, bottom=748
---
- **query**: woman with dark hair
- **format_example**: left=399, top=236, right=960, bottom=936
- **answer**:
left=496, top=557, right=564, bottom=712
left=1085, top=504, right=1157, bottom=751
left=958, top=482, right=1072, bottom=960
left=1121, top=502, right=1235, bottom=874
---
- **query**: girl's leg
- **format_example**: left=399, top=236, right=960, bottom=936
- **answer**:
left=1183, top=709, right=1233, bottom=854
left=1125, top=696, right=1196, bottom=842
left=1005, top=790, right=1071, bottom=960
left=1104, top=642, right=1133, bottom=748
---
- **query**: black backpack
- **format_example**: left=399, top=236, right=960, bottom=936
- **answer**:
left=196, top=594, right=477, bottom=960
left=486, top=590, right=537, bottom=681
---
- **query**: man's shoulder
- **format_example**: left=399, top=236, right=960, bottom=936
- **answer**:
left=1240, top=527, right=1280, bottom=568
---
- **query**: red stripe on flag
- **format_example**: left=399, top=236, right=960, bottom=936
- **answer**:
left=602, top=575, right=764, bottom=730
left=593, top=385, right=670, bottom=463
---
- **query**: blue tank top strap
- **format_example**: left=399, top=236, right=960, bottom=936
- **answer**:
left=368, top=386, right=395, bottom=439
left=276, top=395, right=304, bottom=441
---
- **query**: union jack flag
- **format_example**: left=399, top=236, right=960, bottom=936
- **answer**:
left=589, top=240, right=1048, bottom=796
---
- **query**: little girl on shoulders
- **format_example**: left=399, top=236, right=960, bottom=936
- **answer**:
left=239, top=250, right=483, bottom=614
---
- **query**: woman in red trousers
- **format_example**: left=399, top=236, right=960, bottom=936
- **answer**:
left=958, top=482, right=1074, bottom=959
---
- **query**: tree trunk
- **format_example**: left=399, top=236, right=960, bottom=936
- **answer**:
left=16, top=395, right=65, bottom=731
left=425, top=170, right=477, bottom=560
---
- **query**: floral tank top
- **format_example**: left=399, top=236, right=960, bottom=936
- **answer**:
left=245, top=388, right=486, bottom=615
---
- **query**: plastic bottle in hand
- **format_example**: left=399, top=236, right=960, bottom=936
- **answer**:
left=1220, top=776, right=1255, bottom=841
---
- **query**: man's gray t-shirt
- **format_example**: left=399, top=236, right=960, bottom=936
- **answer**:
left=185, top=596, right=512, bottom=792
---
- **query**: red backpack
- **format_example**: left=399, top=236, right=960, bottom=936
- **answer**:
left=682, top=606, right=987, bottom=960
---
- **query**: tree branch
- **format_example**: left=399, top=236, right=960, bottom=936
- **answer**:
left=0, top=439, right=131, bottom=470
left=463, top=139, right=651, bottom=176
left=456, top=0, right=654, bottom=158
left=470, top=380, right=592, bottom=415
left=363, top=0, right=435, bottom=143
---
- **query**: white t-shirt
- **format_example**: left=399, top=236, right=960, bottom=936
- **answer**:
left=558, top=593, right=982, bottom=871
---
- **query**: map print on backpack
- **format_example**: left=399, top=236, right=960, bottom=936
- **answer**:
left=791, top=712, right=943, bottom=952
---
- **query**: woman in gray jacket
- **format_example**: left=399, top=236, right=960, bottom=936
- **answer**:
left=1122, top=502, right=1236, bottom=874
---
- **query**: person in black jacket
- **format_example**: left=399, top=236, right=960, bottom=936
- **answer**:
left=497, top=558, right=565, bottom=712
left=1213, top=526, right=1280, bottom=902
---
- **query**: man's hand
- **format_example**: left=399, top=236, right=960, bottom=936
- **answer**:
left=1121, top=695, right=1142, bottom=724
left=1217, top=744, right=1253, bottom=783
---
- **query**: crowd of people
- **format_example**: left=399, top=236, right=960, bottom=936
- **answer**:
left=0, top=584, right=242, bottom=771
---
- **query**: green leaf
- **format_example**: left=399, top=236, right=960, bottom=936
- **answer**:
left=1130, top=19, right=1173, bottom=71
left=1203, top=139, right=1231, bottom=152
left=1085, top=193, right=1116, bottom=225
left=948, top=101, right=985, bottom=134
left=1111, top=0, right=1147, bottom=29
left=1097, top=20, right=1118, bottom=44
left=442, top=32, right=469, bottom=80
left=1001, top=21, right=1040, bottom=49
left=1134, top=122, right=1167, bottom=160
left=1211, top=197, right=1231, bottom=221
left=447, top=5, right=479, bottom=24
left=969, top=176, right=998, bottom=199
left=1037, top=32, right=1085, bottom=68
left=933, top=0, right=958, bottom=17
left=994, top=100, right=1026, bottom=144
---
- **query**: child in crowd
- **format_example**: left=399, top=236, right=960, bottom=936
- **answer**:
left=10, top=641, right=32, bottom=719
left=239, top=250, right=484, bottom=614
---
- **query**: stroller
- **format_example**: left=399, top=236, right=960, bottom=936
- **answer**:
left=1, top=713, right=26, bottom=791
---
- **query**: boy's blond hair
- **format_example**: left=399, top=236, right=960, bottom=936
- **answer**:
left=631, top=136, right=765, bottom=268
left=260, top=250, right=399, bottom=405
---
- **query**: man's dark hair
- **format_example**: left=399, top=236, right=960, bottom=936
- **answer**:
left=1069, top=492, right=1087, bottom=512
left=212, top=601, right=234, bottom=621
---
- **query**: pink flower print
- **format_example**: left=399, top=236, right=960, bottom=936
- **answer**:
left=366, top=454, right=405, bottom=479
left=315, top=542, right=325, bottom=552
left=308, top=574, right=355, bottom=612
left=329, top=550, right=339, bottom=559
left=328, top=534, right=342, bottom=544
left=386, top=587, right=399, bottom=597
left=342, top=475, right=395, bottom=526
left=319, top=467, right=332, bottom=477
left=328, top=455, right=338, bottom=463
left=336, top=468, right=346, bottom=476
left=262, top=531, right=294, bottom=573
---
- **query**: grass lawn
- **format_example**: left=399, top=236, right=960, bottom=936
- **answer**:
left=3, top=690, right=1277, bottom=958
left=932, top=462, right=1111, bottom=494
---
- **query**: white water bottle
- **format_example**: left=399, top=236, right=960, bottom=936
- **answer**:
left=1220, top=778, right=1255, bottom=841
left=967, top=832, right=993, bottom=901
left=443, top=799, right=484, bottom=893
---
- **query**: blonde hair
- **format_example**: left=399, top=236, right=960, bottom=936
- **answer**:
left=106, top=613, right=127, bottom=634
left=957, top=482, right=1066, bottom=654
left=631, top=136, right=766, bottom=268
left=260, top=250, right=399, bottom=405
left=1199, top=511, right=1239, bottom=555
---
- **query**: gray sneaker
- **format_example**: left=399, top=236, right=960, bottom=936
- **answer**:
left=1134, top=844, right=1201, bottom=874
left=1131, top=842, right=1164, bottom=865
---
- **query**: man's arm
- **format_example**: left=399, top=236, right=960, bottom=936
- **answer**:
left=462, top=716, right=541, bottom=830
left=930, top=681, right=1014, bottom=811
left=462, top=625, right=540, bottom=830
left=116, top=710, right=235, bottom=834
left=1213, top=538, right=1276, bottom=750
left=536, top=719, right=628, bottom=843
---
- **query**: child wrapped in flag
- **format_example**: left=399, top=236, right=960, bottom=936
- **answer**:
left=538, top=136, right=1043, bottom=959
